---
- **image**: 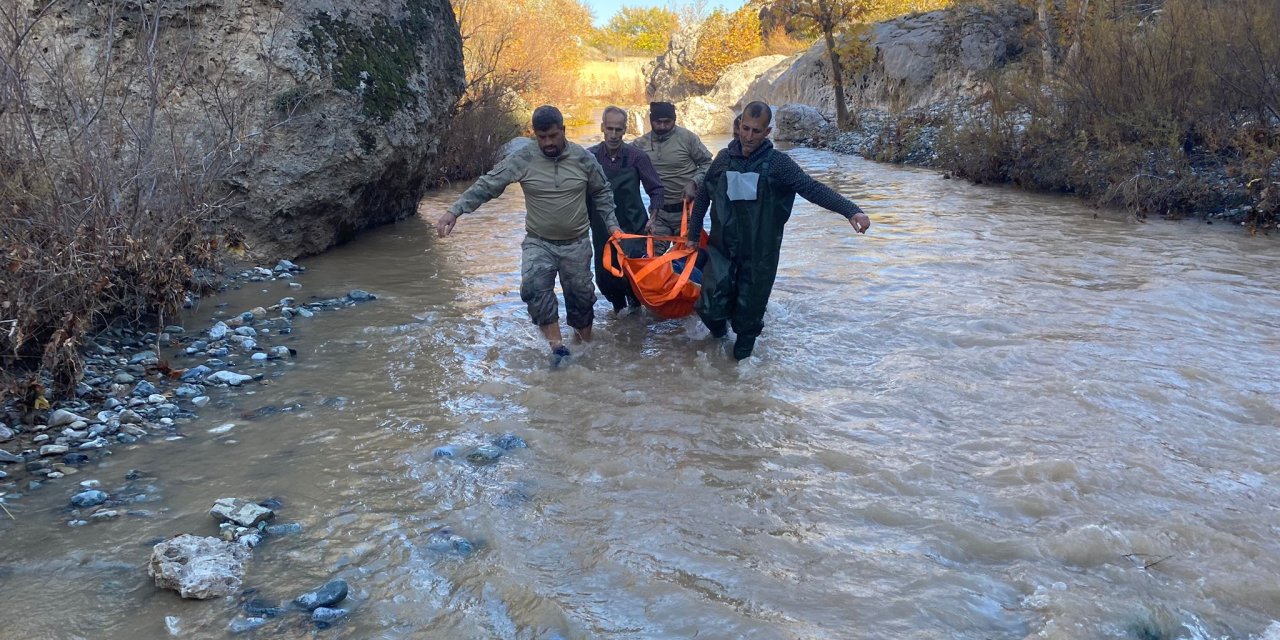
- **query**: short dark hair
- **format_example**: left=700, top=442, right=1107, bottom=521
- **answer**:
left=742, top=101, right=772, bottom=126
left=532, top=105, right=564, bottom=131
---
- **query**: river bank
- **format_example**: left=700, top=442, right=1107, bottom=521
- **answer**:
left=0, top=261, right=377, bottom=507
left=773, top=102, right=1277, bottom=231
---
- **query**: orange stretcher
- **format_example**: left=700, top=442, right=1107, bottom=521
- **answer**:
left=601, top=200, right=707, bottom=320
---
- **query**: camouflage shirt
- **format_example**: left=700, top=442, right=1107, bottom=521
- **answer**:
left=447, top=141, right=619, bottom=241
left=634, top=125, right=714, bottom=207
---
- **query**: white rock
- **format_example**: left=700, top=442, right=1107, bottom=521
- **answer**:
left=39, top=444, right=69, bottom=456
left=149, top=535, right=250, bottom=599
left=208, top=423, right=235, bottom=434
left=205, top=371, right=254, bottom=387
left=209, top=497, right=274, bottom=527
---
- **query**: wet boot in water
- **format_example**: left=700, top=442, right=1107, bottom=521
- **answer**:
left=733, top=335, right=756, bottom=360
left=550, top=345, right=571, bottom=368
left=704, top=318, right=728, bottom=339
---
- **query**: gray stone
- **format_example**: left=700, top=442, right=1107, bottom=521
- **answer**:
left=234, top=326, right=258, bottom=337
left=148, top=534, right=250, bottom=599
left=48, top=409, right=88, bottom=428
left=312, top=607, right=348, bottom=627
left=129, top=351, right=158, bottom=365
left=40, top=444, right=70, bottom=456
left=70, top=489, right=109, bottom=508
left=118, top=409, right=143, bottom=424
left=181, top=365, right=212, bottom=381
left=228, top=617, right=268, bottom=634
left=744, top=6, right=1034, bottom=114
left=347, top=289, right=375, bottom=302
left=164, top=325, right=185, bottom=334
left=704, top=55, right=790, bottom=109
left=293, top=579, right=349, bottom=611
left=78, top=437, right=110, bottom=450
left=113, top=372, right=136, bottom=384
left=210, top=497, right=275, bottom=527
left=265, top=522, right=303, bottom=536
left=206, top=371, right=254, bottom=387
left=208, top=321, right=229, bottom=340
left=774, top=103, right=831, bottom=142
left=251, top=353, right=268, bottom=361
left=0, top=449, right=21, bottom=464
left=132, top=380, right=159, bottom=397
left=50, top=0, right=465, bottom=258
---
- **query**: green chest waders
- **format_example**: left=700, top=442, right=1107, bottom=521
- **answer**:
left=588, top=153, right=651, bottom=311
left=696, top=151, right=795, bottom=339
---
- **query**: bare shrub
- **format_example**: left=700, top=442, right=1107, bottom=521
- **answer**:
left=0, top=0, right=293, bottom=398
left=938, top=0, right=1280, bottom=226
left=430, top=86, right=525, bottom=187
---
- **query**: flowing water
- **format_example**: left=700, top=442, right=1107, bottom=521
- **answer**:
left=2, top=138, right=1280, bottom=640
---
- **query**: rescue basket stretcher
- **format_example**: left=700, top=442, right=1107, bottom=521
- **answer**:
left=601, top=200, right=708, bottom=320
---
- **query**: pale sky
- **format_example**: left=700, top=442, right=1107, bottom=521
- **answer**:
left=586, top=0, right=747, bottom=26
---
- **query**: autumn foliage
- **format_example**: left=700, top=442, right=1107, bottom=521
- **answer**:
left=685, top=6, right=766, bottom=88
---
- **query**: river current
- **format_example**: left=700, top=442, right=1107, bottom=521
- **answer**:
left=1, top=138, right=1279, bottom=640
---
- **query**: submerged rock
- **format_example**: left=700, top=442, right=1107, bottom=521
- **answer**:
left=312, top=607, right=348, bottom=628
left=227, top=616, right=268, bottom=634
left=466, top=443, right=504, bottom=464
left=293, top=579, right=349, bottom=611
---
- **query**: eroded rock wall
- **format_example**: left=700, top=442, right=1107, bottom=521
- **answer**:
left=20, top=0, right=465, bottom=258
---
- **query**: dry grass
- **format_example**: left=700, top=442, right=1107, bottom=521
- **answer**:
left=937, top=0, right=1280, bottom=229
left=578, top=57, right=650, bottom=104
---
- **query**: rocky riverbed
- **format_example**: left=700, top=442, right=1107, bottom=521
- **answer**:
left=0, top=257, right=538, bottom=634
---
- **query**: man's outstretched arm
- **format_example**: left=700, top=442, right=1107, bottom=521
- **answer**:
left=773, top=153, right=871, bottom=233
left=436, top=157, right=520, bottom=237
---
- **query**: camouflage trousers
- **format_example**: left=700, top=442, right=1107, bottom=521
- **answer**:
left=649, top=206, right=686, bottom=254
left=520, top=234, right=596, bottom=329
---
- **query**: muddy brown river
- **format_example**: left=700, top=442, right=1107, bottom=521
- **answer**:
left=2, top=139, right=1279, bottom=640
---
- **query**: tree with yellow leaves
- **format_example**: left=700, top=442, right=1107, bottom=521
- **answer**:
left=685, top=6, right=765, bottom=89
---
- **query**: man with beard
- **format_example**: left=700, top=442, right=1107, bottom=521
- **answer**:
left=586, top=105, right=665, bottom=313
left=687, top=101, right=872, bottom=361
left=436, top=105, right=621, bottom=367
left=634, top=101, right=713, bottom=253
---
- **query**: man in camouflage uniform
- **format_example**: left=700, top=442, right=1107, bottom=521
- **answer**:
left=436, top=105, right=621, bottom=367
left=634, top=101, right=713, bottom=252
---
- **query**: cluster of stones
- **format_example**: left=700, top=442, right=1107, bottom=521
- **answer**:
left=432, top=432, right=528, bottom=466
left=148, top=497, right=351, bottom=631
left=0, top=259, right=379, bottom=507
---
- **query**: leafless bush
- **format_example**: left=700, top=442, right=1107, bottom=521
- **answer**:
left=0, top=0, right=291, bottom=399
left=429, top=85, right=525, bottom=187
left=938, top=0, right=1280, bottom=227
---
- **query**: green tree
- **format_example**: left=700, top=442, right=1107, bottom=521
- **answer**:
left=600, top=6, right=680, bottom=55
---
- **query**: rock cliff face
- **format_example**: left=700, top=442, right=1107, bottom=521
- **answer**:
left=745, top=6, right=1033, bottom=115
left=23, top=0, right=464, bottom=258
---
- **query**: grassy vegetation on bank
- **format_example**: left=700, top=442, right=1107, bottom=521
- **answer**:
left=935, top=0, right=1279, bottom=230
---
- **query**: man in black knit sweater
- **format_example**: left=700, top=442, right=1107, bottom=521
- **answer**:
left=688, top=101, right=871, bottom=360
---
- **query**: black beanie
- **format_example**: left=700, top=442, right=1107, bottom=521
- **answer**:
left=649, top=101, right=676, bottom=120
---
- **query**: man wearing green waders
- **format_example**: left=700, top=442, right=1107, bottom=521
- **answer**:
left=587, top=106, right=665, bottom=313
left=688, top=101, right=871, bottom=361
